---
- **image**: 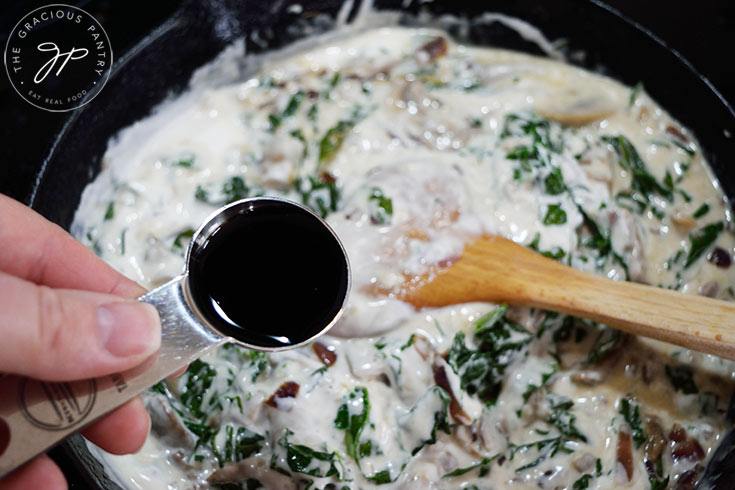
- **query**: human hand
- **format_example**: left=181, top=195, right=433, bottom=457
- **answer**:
left=0, top=194, right=161, bottom=490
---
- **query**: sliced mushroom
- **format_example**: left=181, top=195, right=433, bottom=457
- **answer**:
left=146, top=394, right=194, bottom=449
left=698, top=280, right=719, bottom=298
left=572, top=452, right=598, bottom=473
left=312, top=341, right=337, bottom=366
left=265, top=381, right=300, bottom=408
left=538, top=96, right=617, bottom=126
left=644, top=417, right=667, bottom=464
left=674, top=465, right=703, bottom=490
left=616, top=424, right=634, bottom=482
left=417, top=37, right=448, bottom=62
left=671, top=210, right=698, bottom=232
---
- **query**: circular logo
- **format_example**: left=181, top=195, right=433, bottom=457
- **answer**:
left=4, top=4, right=113, bottom=112
left=19, top=378, right=97, bottom=431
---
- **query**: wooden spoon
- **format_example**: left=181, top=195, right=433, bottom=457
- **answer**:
left=398, top=235, right=735, bottom=360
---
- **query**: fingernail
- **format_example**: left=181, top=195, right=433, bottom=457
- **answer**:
left=97, top=302, right=161, bottom=358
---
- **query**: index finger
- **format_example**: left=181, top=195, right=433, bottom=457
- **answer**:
left=0, top=194, right=144, bottom=298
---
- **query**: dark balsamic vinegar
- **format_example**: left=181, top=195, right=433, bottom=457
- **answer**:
left=188, top=200, right=349, bottom=348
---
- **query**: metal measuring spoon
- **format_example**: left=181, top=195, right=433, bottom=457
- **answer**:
left=0, top=197, right=350, bottom=478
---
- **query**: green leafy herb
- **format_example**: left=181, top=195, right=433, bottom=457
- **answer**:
left=400, top=334, right=416, bottom=351
left=222, top=425, right=264, bottom=464
left=319, top=119, right=357, bottom=163
left=684, top=221, right=724, bottom=268
left=650, top=475, right=670, bottom=490
left=584, top=327, right=622, bottom=364
left=283, top=91, right=305, bottom=117
left=181, top=359, right=218, bottom=420
left=322, top=72, right=341, bottom=98
left=307, top=103, right=318, bottom=123
left=223, top=176, right=252, bottom=203
left=665, top=364, right=698, bottom=394
left=573, top=474, right=592, bottom=490
left=104, top=201, right=115, bottom=221
left=289, top=129, right=308, bottom=159
left=195, top=176, right=262, bottom=206
left=335, top=387, right=370, bottom=464
left=543, top=204, right=567, bottom=225
left=544, top=167, right=566, bottom=195
left=619, top=397, right=646, bottom=448
left=602, top=135, right=673, bottom=212
left=172, top=155, right=195, bottom=167
left=172, top=229, right=195, bottom=254
left=399, top=386, right=450, bottom=455
left=368, top=187, right=393, bottom=224
left=267, top=113, right=282, bottom=131
left=629, top=82, right=643, bottom=108
left=528, top=232, right=566, bottom=260
left=443, top=455, right=498, bottom=478
left=546, top=394, right=587, bottom=442
left=572, top=459, right=602, bottom=489
left=268, top=91, right=305, bottom=131
left=294, top=175, right=340, bottom=218
left=365, top=469, right=392, bottom=484
left=512, top=436, right=575, bottom=472
left=671, top=138, right=695, bottom=156
left=246, top=350, right=267, bottom=382
left=502, top=113, right=560, bottom=180
left=276, top=429, right=342, bottom=478
left=522, top=364, right=558, bottom=402
left=576, top=204, right=629, bottom=278
left=448, top=304, right=532, bottom=404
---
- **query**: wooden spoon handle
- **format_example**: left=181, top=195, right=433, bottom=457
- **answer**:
left=403, top=235, right=735, bottom=360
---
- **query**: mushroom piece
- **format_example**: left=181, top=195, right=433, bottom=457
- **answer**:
left=146, top=394, right=194, bottom=449
left=312, top=341, right=337, bottom=366
left=538, top=95, right=617, bottom=126
left=616, top=424, right=634, bottom=482
left=643, top=417, right=667, bottom=464
left=572, top=452, right=598, bottom=473
left=208, top=457, right=297, bottom=489
left=265, top=381, right=300, bottom=409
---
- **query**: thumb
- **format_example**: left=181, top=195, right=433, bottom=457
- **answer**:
left=0, top=271, right=161, bottom=381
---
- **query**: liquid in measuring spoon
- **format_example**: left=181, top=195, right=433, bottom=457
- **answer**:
left=188, top=202, right=349, bottom=348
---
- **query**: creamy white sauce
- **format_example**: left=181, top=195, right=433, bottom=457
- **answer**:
left=75, top=23, right=735, bottom=490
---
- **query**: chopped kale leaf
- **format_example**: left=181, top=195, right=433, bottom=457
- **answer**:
left=584, top=327, right=622, bottom=364
left=443, top=455, right=498, bottom=478
left=448, top=304, right=532, bottom=404
left=665, top=364, right=698, bottom=394
left=619, top=397, right=646, bottom=448
left=181, top=359, right=218, bottom=420
left=693, top=202, right=710, bottom=219
left=104, top=201, right=115, bottom=221
left=319, top=120, right=357, bottom=163
left=543, top=203, right=567, bottom=225
left=335, top=387, right=370, bottom=464
left=294, top=175, right=340, bottom=218
left=684, top=221, right=724, bottom=268
left=368, top=187, right=393, bottom=224
left=544, top=167, right=566, bottom=195
left=171, top=228, right=195, bottom=254
left=276, top=429, right=342, bottom=479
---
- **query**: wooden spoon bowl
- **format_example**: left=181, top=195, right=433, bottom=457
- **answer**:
left=398, top=235, right=735, bottom=360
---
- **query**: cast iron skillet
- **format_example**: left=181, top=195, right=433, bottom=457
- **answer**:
left=26, top=0, right=735, bottom=488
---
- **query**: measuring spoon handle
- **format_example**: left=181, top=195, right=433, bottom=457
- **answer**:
left=0, top=275, right=225, bottom=478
